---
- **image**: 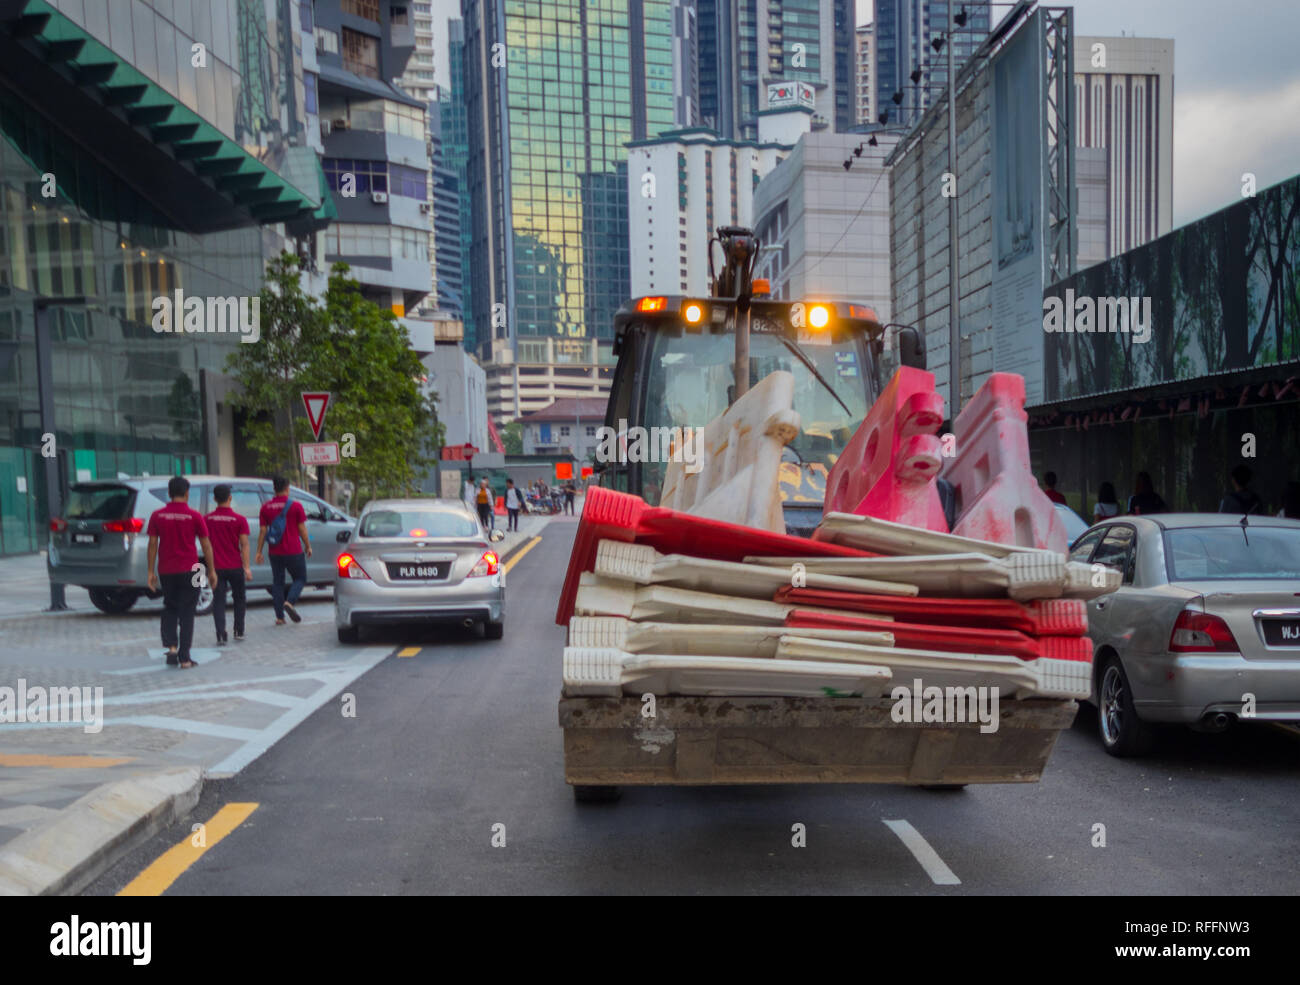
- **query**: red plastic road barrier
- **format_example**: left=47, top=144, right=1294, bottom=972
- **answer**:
left=822, top=366, right=947, bottom=531
left=494, top=495, right=506, bottom=516
left=941, top=373, right=1069, bottom=552
left=555, top=486, right=868, bottom=625
left=774, top=586, right=1088, bottom=636
left=784, top=609, right=1092, bottom=663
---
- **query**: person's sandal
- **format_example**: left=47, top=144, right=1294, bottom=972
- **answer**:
left=165, top=649, right=179, bottom=667
left=284, top=602, right=302, bottom=623
left=180, top=658, right=197, bottom=669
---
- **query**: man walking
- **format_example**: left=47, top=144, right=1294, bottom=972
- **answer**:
left=1041, top=471, right=1067, bottom=505
left=255, top=476, right=311, bottom=625
left=504, top=478, right=522, bottom=532
left=206, top=484, right=252, bottom=644
left=146, top=476, right=215, bottom=669
left=564, top=480, right=577, bottom=515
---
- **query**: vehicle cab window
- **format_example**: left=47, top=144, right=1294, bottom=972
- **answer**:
left=1091, top=525, right=1138, bottom=584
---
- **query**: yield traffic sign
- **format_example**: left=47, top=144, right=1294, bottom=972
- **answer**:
left=301, top=392, right=331, bottom=440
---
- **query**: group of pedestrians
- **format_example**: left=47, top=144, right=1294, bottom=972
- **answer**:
left=1041, top=467, right=1300, bottom=520
left=466, top=475, right=580, bottom=534
left=144, top=475, right=312, bottom=669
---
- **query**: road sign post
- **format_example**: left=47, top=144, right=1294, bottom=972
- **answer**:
left=301, top=392, right=332, bottom=497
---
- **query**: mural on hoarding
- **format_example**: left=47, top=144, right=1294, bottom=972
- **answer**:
left=1044, top=175, right=1300, bottom=402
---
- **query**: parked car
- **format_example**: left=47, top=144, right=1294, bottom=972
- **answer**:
left=47, top=476, right=356, bottom=615
left=334, top=498, right=506, bottom=643
left=1071, top=513, right=1300, bottom=756
left=1054, top=501, right=1090, bottom=546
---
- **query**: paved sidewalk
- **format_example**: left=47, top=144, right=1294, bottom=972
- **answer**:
left=0, top=514, right=551, bottom=891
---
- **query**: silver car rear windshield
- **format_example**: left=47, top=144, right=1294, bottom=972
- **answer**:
left=66, top=485, right=134, bottom=520
left=1164, top=526, right=1300, bottom=580
left=359, top=509, right=479, bottom=538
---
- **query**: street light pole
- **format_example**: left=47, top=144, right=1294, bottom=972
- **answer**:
left=947, top=4, right=961, bottom=419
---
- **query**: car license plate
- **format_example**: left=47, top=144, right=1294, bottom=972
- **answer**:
left=1262, top=619, right=1300, bottom=646
left=388, top=563, right=448, bottom=580
left=73, top=533, right=97, bottom=545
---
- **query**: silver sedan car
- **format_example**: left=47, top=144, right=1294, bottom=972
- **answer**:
left=1072, top=513, right=1300, bottom=755
left=334, top=498, right=506, bottom=643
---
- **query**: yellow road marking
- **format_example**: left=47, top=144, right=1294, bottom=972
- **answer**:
left=118, top=802, right=258, bottom=896
left=503, top=536, right=541, bottom=573
left=0, top=753, right=135, bottom=768
left=397, top=646, right=420, bottom=658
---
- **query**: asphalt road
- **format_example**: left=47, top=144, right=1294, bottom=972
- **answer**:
left=88, top=522, right=1300, bottom=895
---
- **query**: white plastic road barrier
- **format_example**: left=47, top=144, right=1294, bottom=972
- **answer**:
left=593, top=538, right=918, bottom=599
left=744, top=551, right=1118, bottom=601
left=561, top=647, right=893, bottom=698
left=815, top=511, right=1061, bottom=559
left=774, top=636, right=1090, bottom=700
left=659, top=369, right=801, bottom=532
left=573, top=574, right=896, bottom=624
left=569, top=615, right=894, bottom=655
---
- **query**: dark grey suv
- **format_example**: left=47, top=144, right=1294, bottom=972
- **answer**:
left=48, top=476, right=355, bottom=614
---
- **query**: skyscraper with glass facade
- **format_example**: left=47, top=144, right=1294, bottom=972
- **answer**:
left=874, top=0, right=991, bottom=128
left=462, top=0, right=677, bottom=422
left=697, top=0, right=853, bottom=140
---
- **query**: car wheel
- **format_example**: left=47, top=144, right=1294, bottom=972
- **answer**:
left=87, top=588, right=139, bottom=614
left=1097, top=655, right=1153, bottom=757
left=573, top=785, right=621, bottom=804
left=337, top=625, right=360, bottom=644
left=484, top=620, right=504, bottom=640
left=194, top=581, right=214, bottom=616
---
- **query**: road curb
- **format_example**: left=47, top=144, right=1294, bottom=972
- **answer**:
left=0, top=766, right=203, bottom=896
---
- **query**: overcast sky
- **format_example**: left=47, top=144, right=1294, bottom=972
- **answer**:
left=428, top=0, right=1300, bottom=227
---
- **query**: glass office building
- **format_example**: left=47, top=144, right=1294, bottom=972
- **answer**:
left=874, top=0, right=991, bottom=127
left=0, top=0, right=321, bottom=555
left=463, top=0, right=675, bottom=367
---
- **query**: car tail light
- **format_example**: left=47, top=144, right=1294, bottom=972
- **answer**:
left=50, top=518, right=67, bottom=533
left=103, top=518, right=144, bottom=533
left=1169, top=609, right=1239, bottom=653
left=337, top=553, right=370, bottom=579
left=469, top=551, right=499, bottom=577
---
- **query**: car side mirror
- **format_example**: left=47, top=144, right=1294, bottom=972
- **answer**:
left=336, top=530, right=351, bottom=543
left=489, top=529, right=505, bottom=543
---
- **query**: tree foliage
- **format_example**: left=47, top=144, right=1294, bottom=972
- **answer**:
left=225, top=254, right=443, bottom=506
left=499, top=419, right=523, bottom=455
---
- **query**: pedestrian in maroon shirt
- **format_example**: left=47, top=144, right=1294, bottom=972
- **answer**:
left=206, top=483, right=252, bottom=644
left=255, top=475, right=312, bottom=625
left=1042, top=471, right=1068, bottom=505
left=146, top=476, right=216, bottom=669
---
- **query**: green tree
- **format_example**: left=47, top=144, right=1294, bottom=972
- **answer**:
left=313, top=264, right=443, bottom=508
left=224, top=253, right=325, bottom=478
left=499, top=420, right=523, bottom=455
left=226, top=254, right=444, bottom=505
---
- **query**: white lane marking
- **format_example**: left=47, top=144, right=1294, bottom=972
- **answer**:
left=883, top=819, right=961, bottom=885
left=206, top=646, right=391, bottom=775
